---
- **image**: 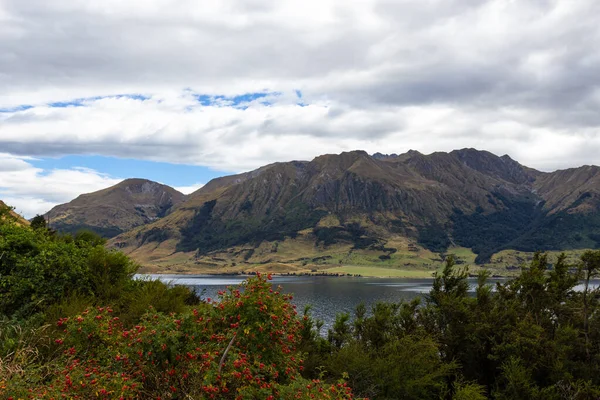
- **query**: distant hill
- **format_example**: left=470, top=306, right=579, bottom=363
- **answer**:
left=0, top=200, right=30, bottom=226
left=110, top=149, right=600, bottom=267
left=45, top=179, right=186, bottom=237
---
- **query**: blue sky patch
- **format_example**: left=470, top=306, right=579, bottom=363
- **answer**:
left=193, top=91, right=279, bottom=108
left=48, top=94, right=150, bottom=108
left=295, top=90, right=306, bottom=106
left=30, top=155, right=227, bottom=188
left=0, top=104, right=34, bottom=113
left=2, top=94, right=151, bottom=112
left=2, top=91, right=301, bottom=114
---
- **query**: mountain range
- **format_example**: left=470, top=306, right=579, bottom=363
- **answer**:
left=19, top=149, right=600, bottom=270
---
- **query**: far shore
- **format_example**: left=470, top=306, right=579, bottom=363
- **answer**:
left=136, top=265, right=511, bottom=279
left=136, top=269, right=431, bottom=279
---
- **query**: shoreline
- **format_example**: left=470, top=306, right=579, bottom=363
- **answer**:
left=136, top=271, right=431, bottom=279
left=136, top=264, right=439, bottom=278
left=136, top=270, right=500, bottom=279
left=136, top=263, right=515, bottom=279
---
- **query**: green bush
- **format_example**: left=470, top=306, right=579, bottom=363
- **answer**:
left=2, top=275, right=354, bottom=399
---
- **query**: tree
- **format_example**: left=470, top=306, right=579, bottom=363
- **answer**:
left=30, top=214, right=47, bottom=230
left=0, top=217, right=138, bottom=318
left=580, top=250, right=600, bottom=364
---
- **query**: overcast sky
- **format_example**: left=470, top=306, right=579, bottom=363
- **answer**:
left=1, top=0, right=600, bottom=217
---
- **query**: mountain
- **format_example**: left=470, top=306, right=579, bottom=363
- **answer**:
left=0, top=201, right=30, bottom=226
left=111, top=149, right=600, bottom=268
left=45, top=179, right=186, bottom=237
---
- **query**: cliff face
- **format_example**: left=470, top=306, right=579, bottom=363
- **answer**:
left=45, top=179, right=186, bottom=237
left=110, top=149, right=600, bottom=264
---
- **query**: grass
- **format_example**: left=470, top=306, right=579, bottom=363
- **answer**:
left=129, top=231, right=597, bottom=278
left=448, top=247, right=478, bottom=262
left=319, top=266, right=436, bottom=278
left=488, top=249, right=589, bottom=267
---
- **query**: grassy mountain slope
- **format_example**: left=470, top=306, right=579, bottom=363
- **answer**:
left=0, top=200, right=30, bottom=226
left=46, top=179, right=186, bottom=237
left=110, top=149, right=600, bottom=271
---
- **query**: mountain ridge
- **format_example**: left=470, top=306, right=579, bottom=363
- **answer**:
left=108, top=149, right=600, bottom=267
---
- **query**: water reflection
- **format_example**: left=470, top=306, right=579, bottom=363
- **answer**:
left=137, top=274, right=599, bottom=333
left=136, top=275, right=444, bottom=331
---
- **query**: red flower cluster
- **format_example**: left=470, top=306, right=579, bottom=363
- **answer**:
left=2, top=275, right=355, bottom=399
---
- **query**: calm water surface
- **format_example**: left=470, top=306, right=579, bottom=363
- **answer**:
left=138, top=274, right=600, bottom=332
left=139, top=275, right=493, bottom=331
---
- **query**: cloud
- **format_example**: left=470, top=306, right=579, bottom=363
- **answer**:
left=0, top=154, right=121, bottom=218
left=0, top=0, right=598, bottom=174
left=2, top=93, right=600, bottom=173
left=174, top=182, right=205, bottom=195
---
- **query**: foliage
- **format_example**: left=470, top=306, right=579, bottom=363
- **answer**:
left=451, top=193, right=600, bottom=263
left=314, top=222, right=379, bottom=249
left=49, top=222, right=124, bottom=239
left=295, top=251, right=600, bottom=399
left=418, top=223, right=451, bottom=253
left=2, top=275, right=354, bottom=399
left=74, top=230, right=107, bottom=247
left=0, top=218, right=137, bottom=318
left=450, top=193, right=541, bottom=262
left=178, top=200, right=328, bottom=254
left=30, top=215, right=47, bottom=230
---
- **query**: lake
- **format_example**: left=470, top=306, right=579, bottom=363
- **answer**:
left=138, top=274, right=600, bottom=333
left=139, top=274, right=491, bottom=332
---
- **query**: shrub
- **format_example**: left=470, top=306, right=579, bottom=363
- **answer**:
left=1, top=275, right=355, bottom=399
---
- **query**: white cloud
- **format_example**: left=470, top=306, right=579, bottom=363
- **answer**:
left=0, top=0, right=598, bottom=181
left=2, top=94, right=600, bottom=174
left=0, top=154, right=121, bottom=218
left=174, top=182, right=204, bottom=195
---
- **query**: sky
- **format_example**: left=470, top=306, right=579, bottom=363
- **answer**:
left=1, top=0, right=600, bottom=218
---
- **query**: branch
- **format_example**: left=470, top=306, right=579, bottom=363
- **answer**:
left=218, top=331, right=238, bottom=374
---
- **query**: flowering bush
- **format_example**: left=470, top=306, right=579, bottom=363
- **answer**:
left=2, top=274, right=354, bottom=399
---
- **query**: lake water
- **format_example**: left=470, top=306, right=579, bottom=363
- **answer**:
left=138, top=274, right=600, bottom=333
left=139, top=274, right=493, bottom=332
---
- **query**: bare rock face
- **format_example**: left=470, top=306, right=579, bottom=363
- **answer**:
left=114, top=149, right=600, bottom=263
left=45, top=179, right=186, bottom=237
